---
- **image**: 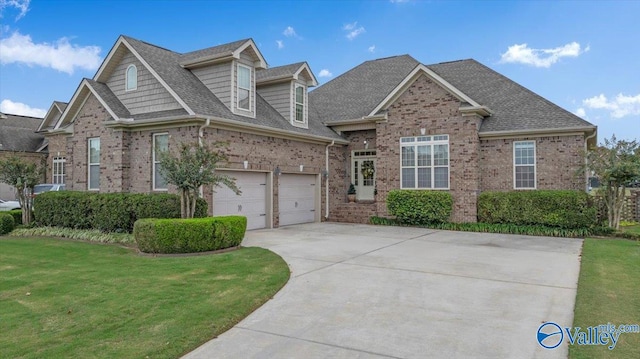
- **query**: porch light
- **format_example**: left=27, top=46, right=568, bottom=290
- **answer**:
left=274, top=166, right=281, bottom=176
left=322, top=169, right=329, bottom=179
left=420, top=128, right=426, bottom=135
left=243, top=160, right=249, bottom=169
left=299, top=164, right=304, bottom=172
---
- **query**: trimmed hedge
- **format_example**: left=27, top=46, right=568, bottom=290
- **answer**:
left=134, top=216, right=247, bottom=254
left=8, top=210, right=22, bottom=225
left=0, top=213, right=15, bottom=235
left=387, top=190, right=453, bottom=225
left=477, top=190, right=596, bottom=229
left=34, top=192, right=208, bottom=233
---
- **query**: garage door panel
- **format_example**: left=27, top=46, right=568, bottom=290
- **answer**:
left=279, top=174, right=316, bottom=226
left=214, top=171, right=267, bottom=230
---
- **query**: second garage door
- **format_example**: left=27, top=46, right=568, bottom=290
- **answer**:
left=213, top=171, right=267, bottom=230
left=279, top=174, right=317, bottom=226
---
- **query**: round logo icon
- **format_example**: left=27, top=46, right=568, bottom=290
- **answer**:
left=537, top=322, right=564, bottom=349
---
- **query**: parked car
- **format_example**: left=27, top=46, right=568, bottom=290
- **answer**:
left=0, top=199, right=21, bottom=211
left=33, top=184, right=66, bottom=197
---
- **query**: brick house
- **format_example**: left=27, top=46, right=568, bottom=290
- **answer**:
left=40, top=35, right=596, bottom=228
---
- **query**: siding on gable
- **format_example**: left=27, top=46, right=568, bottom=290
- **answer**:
left=106, top=50, right=182, bottom=115
left=192, top=62, right=232, bottom=110
left=257, top=82, right=291, bottom=121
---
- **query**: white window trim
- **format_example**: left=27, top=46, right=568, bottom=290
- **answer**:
left=294, top=83, right=306, bottom=123
left=52, top=157, right=65, bottom=184
left=153, top=133, right=168, bottom=191
left=513, top=140, right=537, bottom=190
left=400, top=135, right=450, bottom=190
left=88, top=138, right=100, bottom=191
left=125, top=64, right=137, bottom=91
left=236, top=64, right=252, bottom=112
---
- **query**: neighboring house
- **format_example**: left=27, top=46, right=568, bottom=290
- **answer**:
left=39, top=35, right=596, bottom=228
left=0, top=112, right=47, bottom=199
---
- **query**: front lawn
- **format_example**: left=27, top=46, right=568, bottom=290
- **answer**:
left=0, top=237, right=289, bottom=359
left=621, top=224, right=640, bottom=235
left=570, top=238, right=640, bottom=358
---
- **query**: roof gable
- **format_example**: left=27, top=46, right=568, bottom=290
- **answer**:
left=257, top=62, right=318, bottom=87
left=38, top=101, right=68, bottom=132
left=180, top=38, right=267, bottom=69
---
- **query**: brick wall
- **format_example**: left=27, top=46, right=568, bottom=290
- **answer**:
left=45, top=134, right=69, bottom=183
left=375, top=74, right=482, bottom=222
left=479, top=135, right=585, bottom=191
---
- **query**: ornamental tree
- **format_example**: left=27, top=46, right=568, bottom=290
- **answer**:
left=0, top=156, right=45, bottom=225
left=157, top=142, right=240, bottom=218
left=586, top=135, right=640, bottom=229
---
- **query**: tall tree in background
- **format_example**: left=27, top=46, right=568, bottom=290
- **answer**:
left=0, top=156, right=44, bottom=225
left=587, top=135, right=640, bottom=229
left=158, top=142, right=240, bottom=218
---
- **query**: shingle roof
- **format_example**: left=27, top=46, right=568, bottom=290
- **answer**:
left=309, top=56, right=594, bottom=133
left=122, top=36, right=341, bottom=140
left=179, top=39, right=250, bottom=65
left=0, top=114, right=44, bottom=152
left=309, top=55, right=420, bottom=123
left=86, top=79, right=131, bottom=119
left=256, top=62, right=306, bottom=83
left=427, top=59, right=594, bottom=133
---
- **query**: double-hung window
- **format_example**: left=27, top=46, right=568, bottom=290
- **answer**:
left=401, top=135, right=449, bottom=189
left=52, top=157, right=65, bottom=184
left=514, top=141, right=536, bottom=189
left=237, top=64, right=251, bottom=111
left=295, top=84, right=305, bottom=123
left=88, top=138, right=100, bottom=190
left=153, top=133, right=168, bottom=190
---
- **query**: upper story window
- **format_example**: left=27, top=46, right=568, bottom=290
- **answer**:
left=153, top=133, right=169, bottom=191
left=237, top=64, right=251, bottom=111
left=126, top=64, right=137, bottom=91
left=400, top=135, right=449, bottom=189
left=295, top=84, right=305, bottom=123
left=514, top=141, right=536, bottom=189
left=88, top=138, right=100, bottom=190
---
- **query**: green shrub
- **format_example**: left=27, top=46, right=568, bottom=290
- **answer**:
left=34, top=192, right=208, bottom=233
left=387, top=190, right=453, bottom=225
left=0, top=213, right=15, bottom=235
left=134, top=216, right=247, bottom=254
left=8, top=210, right=22, bottom=225
left=477, top=190, right=596, bottom=229
left=9, top=226, right=135, bottom=244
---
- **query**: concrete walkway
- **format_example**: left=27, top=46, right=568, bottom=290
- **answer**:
left=184, top=223, right=583, bottom=359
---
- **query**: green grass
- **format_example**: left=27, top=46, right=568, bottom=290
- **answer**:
left=570, top=238, right=640, bottom=358
left=0, top=237, right=290, bottom=359
left=621, top=225, right=640, bottom=235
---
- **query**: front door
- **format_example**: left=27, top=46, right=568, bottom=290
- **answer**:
left=352, top=151, right=376, bottom=201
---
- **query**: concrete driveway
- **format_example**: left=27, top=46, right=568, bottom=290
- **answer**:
left=184, top=223, right=583, bottom=359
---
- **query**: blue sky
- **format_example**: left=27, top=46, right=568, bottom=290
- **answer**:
left=1, top=0, right=638, bottom=142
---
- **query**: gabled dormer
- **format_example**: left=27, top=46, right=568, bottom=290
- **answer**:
left=38, top=101, right=68, bottom=132
left=180, top=39, right=267, bottom=119
left=256, top=62, right=318, bottom=129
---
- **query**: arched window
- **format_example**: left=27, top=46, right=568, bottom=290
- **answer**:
left=126, top=64, right=137, bottom=91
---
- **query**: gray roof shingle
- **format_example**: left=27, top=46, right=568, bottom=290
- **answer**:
left=179, top=39, right=250, bottom=65
left=256, top=62, right=306, bottom=83
left=122, top=36, right=341, bottom=140
left=0, top=113, right=44, bottom=152
left=86, top=79, right=131, bottom=119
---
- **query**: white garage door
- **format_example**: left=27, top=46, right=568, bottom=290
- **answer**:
left=213, top=171, right=267, bottom=230
left=279, top=174, right=317, bottom=226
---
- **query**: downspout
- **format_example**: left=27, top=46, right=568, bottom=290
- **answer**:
left=198, top=118, right=211, bottom=198
left=325, top=140, right=335, bottom=219
left=584, top=129, right=597, bottom=192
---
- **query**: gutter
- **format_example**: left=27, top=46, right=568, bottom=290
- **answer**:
left=478, top=126, right=597, bottom=138
left=324, top=140, right=335, bottom=219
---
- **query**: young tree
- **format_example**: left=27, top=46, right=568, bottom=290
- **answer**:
left=157, top=142, right=240, bottom=218
left=0, top=156, right=45, bottom=225
left=587, top=135, right=640, bottom=229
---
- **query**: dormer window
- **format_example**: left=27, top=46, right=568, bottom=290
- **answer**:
left=237, top=64, right=251, bottom=111
left=126, top=64, right=137, bottom=91
left=295, top=84, right=305, bottom=123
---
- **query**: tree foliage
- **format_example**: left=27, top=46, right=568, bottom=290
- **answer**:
left=0, top=156, right=44, bottom=225
left=157, top=142, right=240, bottom=218
left=587, top=135, right=640, bottom=229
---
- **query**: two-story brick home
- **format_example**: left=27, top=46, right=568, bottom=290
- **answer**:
left=40, top=35, right=596, bottom=228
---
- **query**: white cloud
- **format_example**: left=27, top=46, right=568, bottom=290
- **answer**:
left=368, top=45, right=376, bottom=53
left=318, top=69, right=332, bottom=78
left=276, top=40, right=284, bottom=49
left=583, top=93, right=640, bottom=118
left=574, top=108, right=586, bottom=118
left=343, top=22, right=365, bottom=40
left=0, top=99, right=46, bottom=117
left=0, top=0, right=30, bottom=20
left=499, top=42, right=588, bottom=68
left=0, top=30, right=102, bottom=74
left=283, top=26, right=297, bottom=37
left=390, top=0, right=410, bottom=3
